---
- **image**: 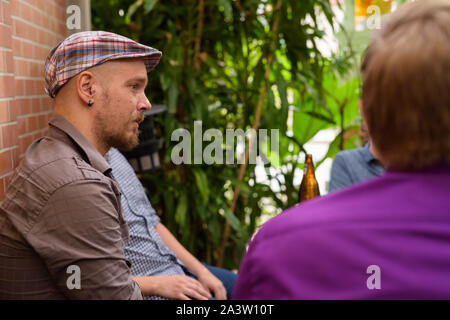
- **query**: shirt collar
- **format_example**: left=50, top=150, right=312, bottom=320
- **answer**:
left=48, top=114, right=112, bottom=175
left=361, top=142, right=376, bottom=164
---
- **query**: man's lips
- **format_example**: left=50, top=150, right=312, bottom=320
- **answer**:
left=133, top=115, right=145, bottom=125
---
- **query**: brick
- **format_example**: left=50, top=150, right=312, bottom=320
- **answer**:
left=23, top=78, right=33, bottom=96
left=56, top=3, right=65, bottom=20
left=33, top=7, right=43, bottom=28
left=0, top=100, right=9, bottom=122
left=17, top=116, right=26, bottom=135
left=30, top=79, right=38, bottom=95
left=50, top=18, right=57, bottom=33
left=46, top=1, right=56, bottom=18
left=38, top=113, right=46, bottom=129
left=19, top=98, right=31, bottom=116
left=0, top=75, right=15, bottom=97
left=36, top=79, right=45, bottom=95
left=0, top=177, right=4, bottom=201
left=57, top=21, right=65, bottom=35
left=12, top=38, right=22, bottom=56
left=3, top=1, right=12, bottom=26
left=34, top=80, right=42, bottom=95
left=28, top=0, right=39, bottom=8
left=14, top=78, right=24, bottom=96
left=20, top=2, right=32, bottom=23
left=0, top=51, right=6, bottom=73
left=0, top=24, right=12, bottom=48
left=35, top=45, right=48, bottom=61
left=29, top=61, right=41, bottom=77
left=27, top=115, right=37, bottom=132
left=10, top=0, right=19, bottom=17
left=31, top=98, right=40, bottom=113
left=22, top=41, right=33, bottom=59
left=13, top=98, right=31, bottom=118
left=14, top=58, right=27, bottom=76
left=17, top=79, right=33, bottom=96
left=9, top=99, right=19, bottom=121
left=19, top=134, right=33, bottom=155
left=0, top=149, right=13, bottom=175
left=5, top=51, right=14, bottom=73
left=14, top=19, right=33, bottom=40
left=2, top=123, right=19, bottom=148
left=45, top=111, right=53, bottom=122
left=37, top=28, right=45, bottom=45
left=1, top=1, right=4, bottom=24
left=55, top=0, right=66, bottom=8
left=32, top=131, right=42, bottom=141
left=11, top=146, right=19, bottom=169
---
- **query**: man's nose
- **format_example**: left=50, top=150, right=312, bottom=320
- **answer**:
left=139, top=94, right=152, bottom=111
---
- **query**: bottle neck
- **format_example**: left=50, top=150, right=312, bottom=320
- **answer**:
left=304, top=156, right=315, bottom=176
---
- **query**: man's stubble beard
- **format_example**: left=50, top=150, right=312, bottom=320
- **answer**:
left=94, top=89, right=141, bottom=152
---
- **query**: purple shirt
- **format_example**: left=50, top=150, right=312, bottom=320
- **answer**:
left=233, top=165, right=450, bottom=299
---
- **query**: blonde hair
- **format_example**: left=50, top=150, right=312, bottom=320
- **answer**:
left=361, top=0, right=450, bottom=170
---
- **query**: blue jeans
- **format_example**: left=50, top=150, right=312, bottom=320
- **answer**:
left=182, top=263, right=237, bottom=300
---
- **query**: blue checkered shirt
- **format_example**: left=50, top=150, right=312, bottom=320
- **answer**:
left=106, top=148, right=185, bottom=299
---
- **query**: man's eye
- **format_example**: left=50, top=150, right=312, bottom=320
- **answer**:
left=131, top=84, right=138, bottom=90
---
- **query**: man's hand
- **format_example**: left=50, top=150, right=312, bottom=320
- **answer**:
left=196, top=269, right=227, bottom=300
left=134, top=275, right=212, bottom=300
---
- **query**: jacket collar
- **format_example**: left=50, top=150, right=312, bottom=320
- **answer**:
left=48, top=114, right=112, bottom=175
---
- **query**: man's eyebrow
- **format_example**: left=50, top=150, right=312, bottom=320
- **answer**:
left=127, top=76, right=148, bottom=85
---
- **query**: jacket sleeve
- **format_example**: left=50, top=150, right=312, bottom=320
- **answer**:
left=26, top=179, right=143, bottom=300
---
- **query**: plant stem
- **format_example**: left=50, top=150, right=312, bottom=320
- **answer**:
left=216, top=0, right=282, bottom=267
left=193, top=0, right=205, bottom=71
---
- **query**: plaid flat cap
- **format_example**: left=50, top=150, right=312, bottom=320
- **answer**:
left=44, top=31, right=162, bottom=98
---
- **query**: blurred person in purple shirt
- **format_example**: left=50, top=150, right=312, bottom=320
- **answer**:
left=233, top=0, right=450, bottom=299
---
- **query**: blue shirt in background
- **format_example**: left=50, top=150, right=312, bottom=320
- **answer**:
left=329, top=143, right=385, bottom=192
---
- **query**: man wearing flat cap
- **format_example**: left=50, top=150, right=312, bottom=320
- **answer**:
left=0, top=31, right=168, bottom=299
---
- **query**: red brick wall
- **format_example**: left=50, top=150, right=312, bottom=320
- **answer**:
left=0, top=0, right=66, bottom=200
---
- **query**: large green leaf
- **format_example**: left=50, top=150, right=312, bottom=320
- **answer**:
left=192, top=168, right=210, bottom=206
left=292, top=109, right=332, bottom=145
left=175, top=191, right=188, bottom=227
left=222, top=207, right=242, bottom=233
left=224, top=176, right=251, bottom=195
left=143, top=0, right=158, bottom=14
left=167, top=83, right=179, bottom=114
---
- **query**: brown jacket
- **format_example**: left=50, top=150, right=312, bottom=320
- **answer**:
left=0, top=114, right=142, bottom=299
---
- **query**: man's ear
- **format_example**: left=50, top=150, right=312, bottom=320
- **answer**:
left=77, top=71, right=95, bottom=106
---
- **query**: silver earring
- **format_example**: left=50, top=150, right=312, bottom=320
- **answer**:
left=88, top=100, right=93, bottom=106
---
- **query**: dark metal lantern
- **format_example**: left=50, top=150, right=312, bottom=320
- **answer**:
left=122, top=104, right=167, bottom=174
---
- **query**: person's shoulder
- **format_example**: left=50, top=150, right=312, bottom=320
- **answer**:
left=258, top=177, right=392, bottom=240
left=19, top=136, right=109, bottom=192
left=334, top=147, right=366, bottom=164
